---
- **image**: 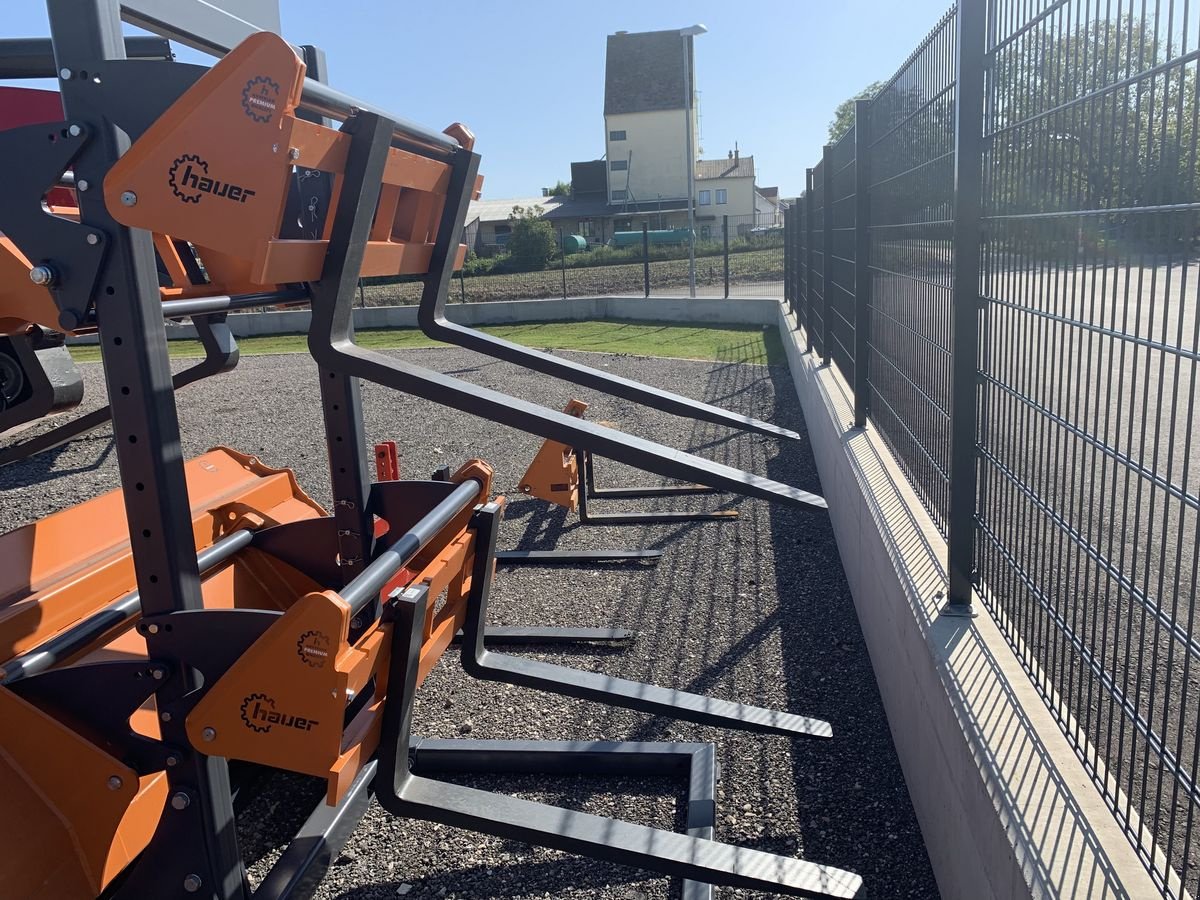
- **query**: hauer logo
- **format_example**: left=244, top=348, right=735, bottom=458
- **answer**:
left=241, top=75, right=281, bottom=123
left=296, top=629, right=331, bottom=668
left=168, top=154, right=257, bottom=204
left=239, top=692, right=319, bottom=734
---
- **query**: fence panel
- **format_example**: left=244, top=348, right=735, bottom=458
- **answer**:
left=827, top=126, right=858, bottom=385
left=978, top=1, right=1200, bottom=895
left=809, top=160, right=827, bottom=359
left=797, top=194, right=809, bottom=330
left=865, top=8, right=958, bottom=535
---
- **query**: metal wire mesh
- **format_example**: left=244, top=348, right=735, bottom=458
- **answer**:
left=865, top=9, right=958, bottom=534
left=979, top=1, right=1200, bottom=894
left=781, top=1, right=1200, bottom=893
left=828, top=126, right=858, bottom=385
left=810, top=160, right=827, bottom=359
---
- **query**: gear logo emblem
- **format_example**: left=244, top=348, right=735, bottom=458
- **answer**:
left=242, top=75, right=281, bottom=123
left=168, top=153, right=206, bottom=203
left=240, top=692, right=274, bottom=733
left=296, top=629, right=331, bottom=668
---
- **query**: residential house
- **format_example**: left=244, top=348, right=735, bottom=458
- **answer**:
left=474, top=28, right=782, bottom=245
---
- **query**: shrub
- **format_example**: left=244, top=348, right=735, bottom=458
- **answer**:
left=506, top=205, right=557, bottom=271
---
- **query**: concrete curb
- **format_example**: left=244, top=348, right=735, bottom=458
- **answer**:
left=69, top=296, right=780, bottom=344
left=775, top=299, right=1159, bottom=900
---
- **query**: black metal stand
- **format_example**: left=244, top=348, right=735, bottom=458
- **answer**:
left=495, top=547, right=662, bottom=564
left=374, top=552, right=861, bottom=899
left=408, top=738, right=718, bottom=900
left=576, top=449, right=737, bottom=525
left=462, top=625, right=634, bottom=646
left=582, top=447, right=720, bottom=500
left=465, top=505, right=831, bottom=739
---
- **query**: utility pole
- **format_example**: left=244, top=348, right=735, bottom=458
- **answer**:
left=679, top=24, right=706, bottom=298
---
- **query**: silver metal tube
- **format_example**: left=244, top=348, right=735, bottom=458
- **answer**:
left=299, top=79, right=460, bottom=156
left=0, top=528, right=254, bottom=685
left=342, top=479, right=483, bottom=617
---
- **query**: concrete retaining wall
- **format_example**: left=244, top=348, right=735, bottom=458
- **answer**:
left=776, top=301, right=1158, bottom=900
left=71, top=296, right=779, bottom=344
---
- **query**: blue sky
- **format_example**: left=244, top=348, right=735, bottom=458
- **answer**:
left=4, top=1, right=953, bottom=199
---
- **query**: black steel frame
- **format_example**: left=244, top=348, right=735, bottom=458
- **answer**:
left=374, top=511, right=860, bottom=899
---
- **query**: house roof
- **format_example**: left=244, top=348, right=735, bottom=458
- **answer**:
left=758, top=186, right=779, bottom=199
left=604, top=30, right=689, bottom=116
left=695, top=155, right=755, bottom=180
left=467, top=196, right=563, bottom=224
left=541, top=196, right=690, bottom=220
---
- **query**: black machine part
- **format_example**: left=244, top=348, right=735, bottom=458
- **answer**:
left=0, top=327, right=83, bottom=433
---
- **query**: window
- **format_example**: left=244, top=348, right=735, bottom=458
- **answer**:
left=609, top=130, right=626, bottom=141
left=611, top=189, right=627, bottom=201
left=715, top=189, right=727, bottom=205
left=580, top=219, right=595, bottom=238
left=698, top=190, right=711, bottom=206
left=610, top=160, right=628, bottom=171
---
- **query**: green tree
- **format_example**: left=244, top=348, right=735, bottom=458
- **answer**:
left=507, top=205, right=557, bottom=271
left=828, top=81, right=885, bottom=142
left=547, top=180, right=571, bottom=197
left=991, top=14, right=1198, bottom=246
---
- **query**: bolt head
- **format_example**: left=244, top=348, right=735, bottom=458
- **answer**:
left=67, top=124, right=82, bottom=137
left=165, top=754, right=179, bottom=767
left=288, top=147, right=301, bottom=160
left=151, top=667, right=164, bottom=679
left=170, top=791, right=191, bottom=810
left=146, top=623, right=159, bottom=634
left=183, top=874, right=202, bottom=893
left=120, top=190, right=137, bottom=207
left=28, top=265, right=55, bottom=286
left=85, top=233, right=100, bottom=245
left=58, top=68, right=71, bottom=80
left=107, top=775, right=123, bottom=791
left=76, top=179, right=89, bottom=191
left=201, top=726, right=216, bottom=742
left=160, top=711, right=172, bottom=722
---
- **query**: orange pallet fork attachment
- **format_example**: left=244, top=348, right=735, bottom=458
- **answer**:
left=0, top=445, right=497, bottom=897
left=517, top=399, right=589, bottom=511
left=182, top=459, right=494, bottom=805
left=106, top=31, right=483, bottom=292
left=515, top=399, right=736, bottom=526
left=0, top=447, right=327, bottom=899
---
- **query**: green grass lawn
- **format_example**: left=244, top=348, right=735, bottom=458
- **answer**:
left=69, top=321, right=785, bottom=367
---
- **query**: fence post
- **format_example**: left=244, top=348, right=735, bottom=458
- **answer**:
left=946, top=0, right=986, bottom=614
left=805, top=168, right=815, bottom=353
left=723, top=215, right=730, bottom=299
left=459, top=270, right=466, bottom=303
left=796, top=195, right=805, bottom=329
left=821, top=145, right=834, bottom=366
left=853, top=98, right=872, bottom=428
left=783, top=208, right=790, bottom=307
left=642, top=223, right=650, bottom=298
left=783, top=207, right=791, bottom=310
left=559, top=228, right=567, bottom=300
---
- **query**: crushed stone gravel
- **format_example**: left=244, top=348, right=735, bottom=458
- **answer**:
left=0, top=344, right=938, bottom=899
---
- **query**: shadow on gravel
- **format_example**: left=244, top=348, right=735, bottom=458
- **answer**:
left=606, top=346, right=935, bottom=897
left=0, top=432, right=114, bottom=486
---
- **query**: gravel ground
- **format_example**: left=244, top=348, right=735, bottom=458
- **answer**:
left=0, top=344, right=937, bottom=899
